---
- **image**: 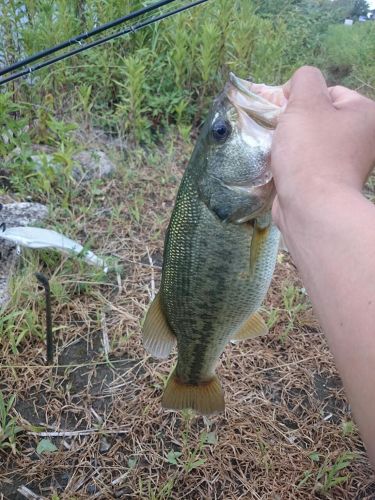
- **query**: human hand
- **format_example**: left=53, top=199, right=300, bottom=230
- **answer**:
left=271, top=66, right=375, bottom=227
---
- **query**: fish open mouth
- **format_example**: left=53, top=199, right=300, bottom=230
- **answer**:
left=227, top=72, right=286, bottom=129
left=223, top=73, right=286, bottom=197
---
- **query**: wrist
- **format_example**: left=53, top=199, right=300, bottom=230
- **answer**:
left=273, top=182, right=363, bottom=243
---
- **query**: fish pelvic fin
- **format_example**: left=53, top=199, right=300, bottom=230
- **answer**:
left=249, top=221, right=271, bottom=276
left=162, top=368, right=225, bottom=416
left=232, top=311, right=268, bottom=342
left=142, top=293, right=176, bottom=359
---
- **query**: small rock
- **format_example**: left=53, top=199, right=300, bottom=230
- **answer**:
left=86, top=483, right=97, bottom=495
left=73, top=150, right=115, bottom=181
left=0, top=202, right=47, bottom=227
left=31, top=149, right=116, bottom=182
left=0, top=202, right=48, bottom=306
left=114, top=488, right=132, bottom=498
left=99, top=436, right=111, bottom=453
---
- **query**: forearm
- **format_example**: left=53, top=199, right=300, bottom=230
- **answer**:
left=278, top=186, right=375, bottom=463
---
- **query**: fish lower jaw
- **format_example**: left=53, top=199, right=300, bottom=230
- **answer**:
left=224, top=179, right=276, bottom=223
left=230, top=205, right=272, bottom=224
left=225, top=173, right=273, bottom=193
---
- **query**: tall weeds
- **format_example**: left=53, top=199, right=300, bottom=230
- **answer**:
left=0, top=0, right=374, bottom=142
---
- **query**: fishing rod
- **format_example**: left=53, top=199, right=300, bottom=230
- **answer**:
left=0, top=0, right=209, bottom=86
left=0, top=0, right=178, bottom=78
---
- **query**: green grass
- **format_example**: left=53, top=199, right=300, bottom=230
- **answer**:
left=0, top=2, right=373, bottom=496
left=0, top=391, right=22, bottom=454
left=316, top=452, right=357, bottom=493
left=2, top=0, right=373, bottom=158
left=277, top=283, right=309, bottom=340
left=297, top=451, right=356, bottom=493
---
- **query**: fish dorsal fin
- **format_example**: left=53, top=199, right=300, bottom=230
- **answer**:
left=142, top=293, right=176, bottom=359
left=249, top=221, right=271, bottom=276
left=232, top=311, right=268, bottom=341
left=162, top=368, right=225, bottom=416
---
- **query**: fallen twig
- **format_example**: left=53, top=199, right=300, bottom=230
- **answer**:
left=27, top=428, right=130, bottom=437
left=146, top=246, right=156, bottom=300
left=17, top=486, right=45, bottom=500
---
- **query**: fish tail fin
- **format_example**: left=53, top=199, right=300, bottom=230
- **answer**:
left=162, top=368, right=225, bottom=416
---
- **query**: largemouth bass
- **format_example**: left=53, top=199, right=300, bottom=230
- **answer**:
left=143, top=74, right=284, bottom=415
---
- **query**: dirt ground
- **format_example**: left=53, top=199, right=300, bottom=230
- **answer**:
left=0, top=134, right=374, bottom=499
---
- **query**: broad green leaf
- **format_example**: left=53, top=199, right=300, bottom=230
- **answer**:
left=128, top=457, right=137, bottom=469
left=201, top=431, right=218, bottom=445
left=36, top=438, right=58, bottom=454
left=309, top=452, right=320, bottom=462
left=187, top=458, right=206, bottom=471
left=167, top=450, right=182, bottom=465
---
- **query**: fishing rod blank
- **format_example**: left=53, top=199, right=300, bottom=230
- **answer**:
left=0, top=0, right=178, bottom=77
left=0, top=0, right=208, bottom=86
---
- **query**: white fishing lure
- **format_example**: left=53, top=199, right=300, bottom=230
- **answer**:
left=0, top=226, right=108, bottom=272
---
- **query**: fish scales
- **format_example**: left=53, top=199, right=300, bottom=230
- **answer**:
left=142, top=73, right=284, bottom=415
left=161, top=176, right=279, bottom=384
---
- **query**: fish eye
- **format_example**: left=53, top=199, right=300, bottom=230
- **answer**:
left=212, top=119, right=231, bottom=142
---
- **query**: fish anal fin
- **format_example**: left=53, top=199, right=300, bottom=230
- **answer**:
left=249, top=222, right=271, bottom=276
left=162, top=369, right=225, bottom=416
left=142, top=293, right=176, bottom=359
left=233, top=311, right=268, bottom=341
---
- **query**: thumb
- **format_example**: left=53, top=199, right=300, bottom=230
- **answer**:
left=287, top=66, right=331, bottom=109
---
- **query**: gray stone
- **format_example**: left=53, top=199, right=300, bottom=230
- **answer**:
left=0, top=202, right=48, bottom=306
left=73, top=150, right=115, bottom=181
left=99, top=436, right=111, bottom=453
left=0, top=202, right=48, bottom=227
left=31, top=150, right=115, bottom=182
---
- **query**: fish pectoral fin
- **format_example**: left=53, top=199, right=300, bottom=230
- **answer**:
left=142, top=293, right=176, bottom=359
left=249, top=222, right=271, bottom=276
left=232, top=311, right=268, bottom=341
left=162, top=368, right=225, bottom=416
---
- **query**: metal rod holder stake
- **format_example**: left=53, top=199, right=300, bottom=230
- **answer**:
left=35, top=273, right=54, bottom=365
